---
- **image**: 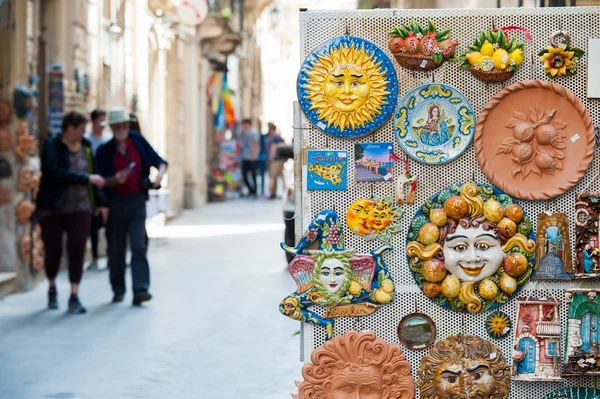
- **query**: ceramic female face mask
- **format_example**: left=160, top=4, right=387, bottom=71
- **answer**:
left=319, top=258, right=346, bottom=294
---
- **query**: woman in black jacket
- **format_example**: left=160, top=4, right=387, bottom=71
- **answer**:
left=36, top=112, right=108, bottom=313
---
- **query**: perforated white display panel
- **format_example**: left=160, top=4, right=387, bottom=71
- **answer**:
left=297, top=7, right=600, bottom=398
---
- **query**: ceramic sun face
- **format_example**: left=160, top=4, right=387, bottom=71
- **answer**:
left=406, top=183, right=535, bottom=313
left=346, top=196, right=403, bottom=243
left=298, top=36, right=398, bottom=138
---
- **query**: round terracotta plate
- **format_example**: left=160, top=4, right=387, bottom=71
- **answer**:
left=475, top=80, right=594, bottom=200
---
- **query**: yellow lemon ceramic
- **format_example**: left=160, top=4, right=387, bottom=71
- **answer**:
left=348, top=280, right=362, bottom=295
left=509, top=48, right=524, bottom=66
left=374, top=289, right=391, bottom=303
left=381, top=279, right=394, bottom=294
left=441, top=274, right=461, bottom=299
left=429, top=209, right=448, bottom=227
left=499, top=274, right=517, bottom=295
left=480, top=40, right=494, bottom=56
left=478, top=56, right=495, bottom=72
left=492, top=48, right=509, bottom=70
left=418, top=223, right=440, bottom=245
left=483, top=199, right=504, bottom=223
left=478, top=279, right=499, bottom=301
left=466, top=51, right=482, bottom=66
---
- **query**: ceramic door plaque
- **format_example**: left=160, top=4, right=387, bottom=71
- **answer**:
left=575, top=192, right=600, bottom=279
left=564, top=289, right=600, bottom=376
left=533, top=212, right=572, bottom=280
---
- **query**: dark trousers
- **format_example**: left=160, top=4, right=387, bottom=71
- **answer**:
left=258, top=159, right=266, bottom=196
left=90, top=214, right=107, bottom=259
left=107, top=193, right=150, bottom=294
left=242, top=160, right=258, bottom=195
left=40, top=212, right=92, bottom=284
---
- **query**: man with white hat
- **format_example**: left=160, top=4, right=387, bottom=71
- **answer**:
left=96, top=108, right=167, bottom=305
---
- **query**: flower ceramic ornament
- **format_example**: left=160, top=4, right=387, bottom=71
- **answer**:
left=539, top=30, right=584, bottom=78
left=280, top=210, right=394, bottom=339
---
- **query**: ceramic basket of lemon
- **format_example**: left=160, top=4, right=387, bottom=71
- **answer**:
left=389, top=21, right=458, bottom=71
left=458, top=28, right=524, bottom=83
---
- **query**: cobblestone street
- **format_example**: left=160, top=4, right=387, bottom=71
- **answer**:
left=0, top=200, right=302, bottom=399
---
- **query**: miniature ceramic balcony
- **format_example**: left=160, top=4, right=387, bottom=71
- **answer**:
left=536, top=321, right=561, bottom=337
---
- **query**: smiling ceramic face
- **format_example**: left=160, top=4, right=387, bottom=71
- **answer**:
left=347, top=199, right=375, bottom=236
left=434, top=360, right=496, bottom=399
left=324, top=65, right=370, bottom=112
left=443, top=225, right=504, bottom=282
left=319, top=258, right=346, bottom=294
left=369, top=208, right=391, bottom=231
left=330, top=366, right=383, bottom=399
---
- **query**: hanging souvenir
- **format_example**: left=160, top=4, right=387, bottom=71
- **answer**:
left=533, top=211, right=572, bottom=280
left=417, top=334, right=510, bottom=399
left=406, top=182, right=535, bottom=313
left=354, top=142, right=393, bottom=182
left=32, top=225, right=44, bottom=270
left=0, top=158, right=12, bottom=178
left=397, top=304, right=436, bottom=350
left=540, top=387, right=600, bottom=399
left=291, top=330, right=415, bottom=399
left=539, top=29, right=584, bottom=78
left=16, top=199, right=35, bottom=224
left=346, top=196, right=402, bottom=243
left=0, top=99, right=13, bottom=124
left=307, top=150, right=348, bottom=190
left=475, top=80, right=595, bottom=200
left=574, top=192, right=600, bottom=278
left=17, top=166, right=36, bottom=192
left=388, top=20, right=458, bottom=71
left=13, top=85, right=33, bottom=119
left=563, top=289, right=600, bottom=376
left=511, top=296, right=561, bottom=381
left=458, top=28, right=525, bottom=83
left=297, top=35, right=398, bottom=138
left=393, top=153, right=417, bottom=206
left=486, top=310, right=512, bottom=339
left=394, top=83, right=474, bottom=164
left=279, top=210, right=395, bottom=339
left=0, top=128, right=13, bottom=151
left=15, top=122, right=36, bottom=158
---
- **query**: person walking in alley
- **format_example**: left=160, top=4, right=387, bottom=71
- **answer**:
left=96, top=108, right=167, bottom=305
left=240, top=119, right=259, bottom=198
left=36, top=111, right=108, bottom=313
left=267, top=123, right=285, bottom=200
left=84, top=109, right=112, bottom=271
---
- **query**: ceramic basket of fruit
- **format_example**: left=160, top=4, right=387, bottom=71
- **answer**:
left=458, top=28, right=524, bottom=83
left=389, top=21, right=458, bottom=71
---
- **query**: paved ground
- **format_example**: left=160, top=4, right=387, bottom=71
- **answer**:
left=0, top=199, right=302, bottom=398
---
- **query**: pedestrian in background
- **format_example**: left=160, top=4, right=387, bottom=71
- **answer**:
left=239, top=119, right=259, bottom=198
left=36, top=111, right=108, bottom=313
left=96, top=108, right=167, bottom=306
left=84, top=109, right=112, bottom=271
left=257, top=130, right=269, bottom=197
left=268, top=124, right=285, bottom=200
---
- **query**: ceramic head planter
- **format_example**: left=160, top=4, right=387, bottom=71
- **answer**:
left=16, top=199, right=35, bottom=224
left=574, top=192, right=600, bottom=278
left=15, top=122, right=35, bottom=158
left=533, top=212, right=572, bottom=280
left=293, top=331, right=415, bottom=399
left=0, top=128, right=13, bottom=150
left=563, top=289, right=600, bottom=376
left=406, top=183, right=535, bottom=313
left=0, top=99, right=13, bottom=124
left=417, top=334, right=510, bottom=399
left=13, top=85, right=33, bottom=119
left=297, top=36, right=398, bottom=138
left=346, top=196, right=403, bottom=243
left=17, top=166, right=34, bottom=192
left=280, top=210, right=394, bottom=339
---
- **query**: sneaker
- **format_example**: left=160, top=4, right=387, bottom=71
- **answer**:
left=48, top=289, right=58, bottom=310
left=132, top=291, right=152, bottom=306
left=112, top=293, right=125, bottom=303
left=86, top=259, right=99, bottom=271
left=67, top=295, right=87, bottom=314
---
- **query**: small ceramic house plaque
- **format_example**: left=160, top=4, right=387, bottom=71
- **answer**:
left=533, top=212, right=572, bottom=280
left=563, top=289, right=600, bottom=376
left=575, top=192, right=600, bottom=279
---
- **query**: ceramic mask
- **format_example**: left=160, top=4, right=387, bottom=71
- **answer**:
left=319, top=258, right=346, bottom=294
left=563, top=290, right=600, bottom=376
left=293, top=331, right=415, bottom=399
left=443, top=225, right=504, bottom=282
left=346, top=196, right=403, bottom=243
left=347, top=198, right=375, bottom=236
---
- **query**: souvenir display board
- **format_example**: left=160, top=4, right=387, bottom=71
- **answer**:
left=297, top=7, right=600, bottom=398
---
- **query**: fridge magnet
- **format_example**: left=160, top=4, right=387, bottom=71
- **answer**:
left=563, top=289, right=600, bottom=376
left=389, top=20, right=458, bottom=71
left=486, top=310, right=512, bottom=339
left=397, top=311, right=436, bottom=350
left=307, top=150, right=347, bottom=190
left=297, top=35, right=398, bottom=139
left=0, top=127, right=13, bottom=150
left=394, top=83, right=474, bottom=164
left=417, top=334, right=510, bottom=399
left=292, top=330, right=415, bottom=399
left=532, top=211, right=572, bottom=280
left=347, top=196, right=403, bottom=243
left=279, top=210, right=395, bottom=339
left=475, top=80, right=595, bottom=200
left=16, top=199, right=35, bottom=223
left=0, top=99, right=13, bottom=124
left=511, top=296, right=562, bottom=381
left=574, top=192, right=600, bottom=278
left=540, top=387, right=600, bottom=399
left=354, top=142, right=393, bottom=182
left=539, top=29, right=584, bottom=78
left=406, top=182, right=535, bottom=313
left=458, top=28, right=525, bottom=83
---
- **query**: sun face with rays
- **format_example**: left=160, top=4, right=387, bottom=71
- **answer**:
left=303, top=43, right=390, bottom=132
left=486, top=311, right=512, bottom=339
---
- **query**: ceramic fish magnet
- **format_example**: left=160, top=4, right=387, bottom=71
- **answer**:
left=532, top=212, right=572, bottom=280
left=563, top=289, right=600, bottom=376
left=575, top=192, right=600, bottom=278
left=279, top=210, right=394, bottom=340
left=511, top=297, right=562, bottom=381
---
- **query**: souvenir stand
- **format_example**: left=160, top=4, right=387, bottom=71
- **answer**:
left=289, top=6, right=600, bottom=399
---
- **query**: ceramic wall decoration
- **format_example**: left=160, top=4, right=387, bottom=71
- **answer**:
left=346, top=196, right=402, bottom=243
left=16, top=199, right=35, bottom=224
left=0, top=128, right=13, bottom=150
left=32, top=225, right=44, bottom=270
left=292, top=330, right=416, bottom=399
left=280, top=210, right=394, bottom=339
left=0, top=158, right=12, bottom=178
left=307, top=150, right=348, bottom=190
left=533, top=212, right=572, bottom=280
left=458, top=28, right=525, bottom=83
left=397, top=311, right=436, bottom=350
left=407, top=182, right=535, bottom=313
left=297, top=36, right=398, bottom=138
left=487, top=310, right=512, bottom=339
left=389, top=20, right=458, bottom=71
left=395, top=83, right=474, bottom=164
left=13, top=85, right=33, bottom=119
left=20, top=232, right=32, bottom=262
left=475, top=80, right=594, bottom=200
left=574, top=192, right=600, bottom=278
left=15, top=122, right=35, bottom=158
left=539, top=29, right=584, bottom=78
left=0, top=99, right=13, bottom=124
left=17, top=166, right=38, bottom=193
left=354, top=142, right=393, bottom=182
left=511, top=297, right=561, bottom=381
left=540, top=387, right=600, bottom=399
left=0, top=184, right=10, bottom=206
left=564, top=289, right=600, bottom=376
left=417, top=334, right=510, bottom=399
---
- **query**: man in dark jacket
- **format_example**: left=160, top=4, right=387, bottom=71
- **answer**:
left=96, top=108, right=167, bottom=305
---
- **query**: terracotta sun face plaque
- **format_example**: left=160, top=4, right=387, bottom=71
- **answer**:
left=475, top=80, right=594, bottom=200
left=406, top=182, right=535, bottom=313
left=575, top=192, right=600, bottom=279
left=297, top=36, right=398, bottom=138
left=563, top=289, right=600, bottom=376
left=417, top=334, right=510, bottom=399
left=346, top=196, right=403, bottom=243
left=533, top=212, right=572, bottom=280
left=511, top=297, right=561, bottom=381
left=280, top=210, right=394, bottom=339
left=292, top=330, right=415, bottom=399
left=397, top=312, right=436, bottom=350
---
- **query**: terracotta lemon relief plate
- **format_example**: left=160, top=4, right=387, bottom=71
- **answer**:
left=475, top=80, right=594, bottom=200
left=297, top=36, right=398, bottom=138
